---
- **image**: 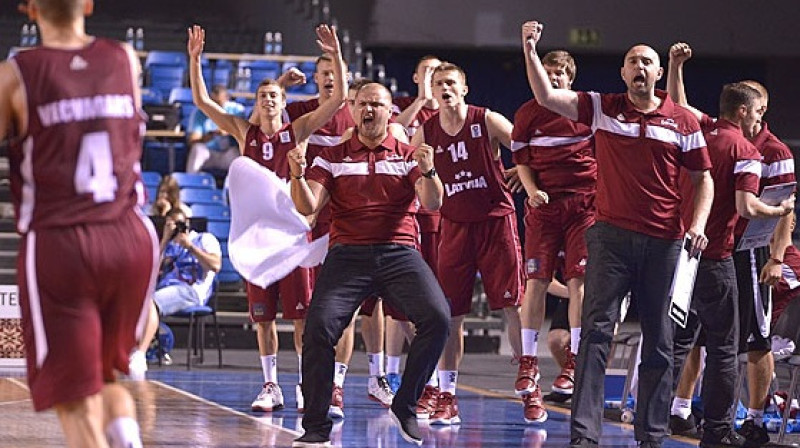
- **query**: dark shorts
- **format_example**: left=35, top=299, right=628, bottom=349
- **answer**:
left=733, top=247, right=771, bottom=353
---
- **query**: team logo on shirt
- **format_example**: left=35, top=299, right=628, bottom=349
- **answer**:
left=616, top=113, right=626, bottom=121
left=660, top=118, right=678, bottom=129
left=527, top=258, right=539, bottom=274
left=279, top=131, right=291, bottom=143
left=579, top=258, right=587, bottom=267
left=470, top=124, right=482, bottom=138
left=343, top=156, right=353, bottom=162
left=503, top=290, right=512, bottom=299
left=249, top=139, right=258, bottom=147
left=534, top=129, right=543, bottom=135
left=69, top=55, right=88, bottom=71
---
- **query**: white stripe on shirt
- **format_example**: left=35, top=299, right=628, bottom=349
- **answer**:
left=735, top=159, right=763, bottom=177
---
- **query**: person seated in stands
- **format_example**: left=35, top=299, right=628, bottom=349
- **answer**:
left=770, top=242, right=800, bottom=360
left=129, top=208, right=221, bottom=379
left=150, top=174, right=193, bottom=217
left=185, top=84, right=245, bottom=173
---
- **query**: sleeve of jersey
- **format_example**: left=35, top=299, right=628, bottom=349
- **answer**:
left=699, top=114, right=716, bottom=134
left=510, top=108, right=532, bottom=165
left=679, top=122, right=711, bottom=171
left=306, top=153, right=335, bottom=192
left=575, top=92, right=596, bottom=128
left=734, top=158, right=762, bottom=196
left=762, top=141, right=796, bottom=186
left=199, top=233, right=222, bottom=256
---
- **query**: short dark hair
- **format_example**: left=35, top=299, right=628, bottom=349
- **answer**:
left=35, top=0, right=85, bottom=26
left=719, top=82, right=761, bottom=119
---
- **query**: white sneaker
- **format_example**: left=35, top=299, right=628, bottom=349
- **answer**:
left=296, top=384, right=304, bottom=412
left=252, top=382, right=284, bottom=412
left=128, top=350, right=147, bottom=381
left=367, top=375, right=395, bottom=407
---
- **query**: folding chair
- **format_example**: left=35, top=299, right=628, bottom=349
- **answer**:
left=164, top=279, right=223, bottom=370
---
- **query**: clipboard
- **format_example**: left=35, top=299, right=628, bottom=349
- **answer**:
left=668, top=235, right=701, bottom=328
left=736, top=181, right=796, bottom=251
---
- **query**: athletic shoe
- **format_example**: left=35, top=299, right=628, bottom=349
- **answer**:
left=430, top=392, right=461, bottom=425
left=552, top=350, right=576, bottom=394
left=522, top=385, right=548, bottom=423
left=328, top=384, right=344, bottom=419
left=415, top=385, right=439, bottom=419
left=569, top=437, right=598, bottom=447
left=735, top=420, right=769, bottom=447
left=700, top=428, right=746, bottom=447
left=669, top=414, right=699, bottom=438
left=296, top=384, right=304, bottom=413
left=389, top=407, right=423, bottom=446
left=367, top=375, right=395, bottom=407
left=515, top=355, right=541, bottom=396
left=128, top=350, right=147, bottom=381
left=251, top=382, right=284, bottom=412
left=292, top=431, right=331, bottom=447
left=386, top=372, right=402, bottom=394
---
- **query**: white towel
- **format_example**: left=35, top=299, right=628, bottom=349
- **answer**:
left=227, top=157, right=328, bottom=288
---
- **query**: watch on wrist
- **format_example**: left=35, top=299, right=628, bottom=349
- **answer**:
left=421, top=167, right=437, bottom=179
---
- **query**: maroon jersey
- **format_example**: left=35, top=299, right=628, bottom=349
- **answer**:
left=576, top=90, right=710, bottom=239
left=306, top=133, right=421, bottom=246
left=423, top=105, right=515, bottom=223
left=680, top=117, right=761, bottom=260
left=511, top=98, right=596, bottom=195
left=393, top=96, right=439, bottom=137
left=285, top=99, right=355, bottom=238
left=773, top=244, right=800, bottom=323
left=734, top=122, right=796, bottom=240
left=242, top=123, right=297, bottom=180
left=9, top=38, right=145, bottom=232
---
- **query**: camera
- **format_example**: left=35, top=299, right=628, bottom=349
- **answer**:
left=172, top=220, right=188, bottom=239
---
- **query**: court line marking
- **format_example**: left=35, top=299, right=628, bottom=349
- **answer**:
left=4, top=377, right=30, bottom=391
left=151, top=380, right=302, bottom=437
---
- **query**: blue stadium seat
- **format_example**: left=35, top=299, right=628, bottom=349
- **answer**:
left=168, top=87, right=193, bottom=104
left=239, top=60, right=281, bottom=92
left=217, top=257, right=241, bottom=284
left=180, top=187, right=224, bottom=206
left=212, top=59, right=234, bottom=88
left=172, top=172, right=216, bottom=189
left=190, top=203, right=231, bottom=221
left=142, top=140, right=187, bottom=175
left=145, top=50, right=187, bottom=70
left=148, top=66, right=185, bottom=98
left=141, top=171, right=162, bottom=188
left=141, top=88, right=165, bottom=105
left=206, top=220, right=231, bottom=241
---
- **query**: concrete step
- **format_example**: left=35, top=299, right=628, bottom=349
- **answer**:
left=0, top=268, right=15, bottom=284
left=0, top=250, right=16, bottom=269
left=0, top=233, right=19, bottom=251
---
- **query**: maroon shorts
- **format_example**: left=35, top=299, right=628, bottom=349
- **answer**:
left=524, top=192, right=594, bottom=281
left=246, top=266, right=312, bottom=321
left=438, top=214, right=524, bottom=317
left=18, top=211, right=158, bottom=411
left=359, top=296, right=409, bottom=321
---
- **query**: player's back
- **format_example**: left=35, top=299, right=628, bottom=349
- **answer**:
left=9, top=38, right=144, bottom=232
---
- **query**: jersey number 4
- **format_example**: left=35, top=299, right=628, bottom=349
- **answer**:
left=74, top=131, right=118, bottom=203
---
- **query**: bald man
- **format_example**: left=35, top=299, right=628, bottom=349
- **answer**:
left=522, top=22, right=713, bottom=448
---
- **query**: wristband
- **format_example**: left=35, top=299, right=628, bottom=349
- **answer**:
left=770, top=257, right=783, bottom=264
left=421, top=167, right=437, bottom=179
left=291, top=173, right=305, bottom=180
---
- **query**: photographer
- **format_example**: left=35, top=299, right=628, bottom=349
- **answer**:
left=129, top=208, right=221, bottom=379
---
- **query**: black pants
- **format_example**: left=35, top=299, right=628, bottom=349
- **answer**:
left=300, top=244, right=450, bottom=437
left=571, top=222, right=680, bottom=443
left=672, top=257, right=739, bottom=435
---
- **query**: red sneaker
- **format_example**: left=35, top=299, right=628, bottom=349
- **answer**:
left=415, top=385, right=439, bottom=419
left=552, top=350, right=575, bottom=395
left=430, top=391, right=461, bottom=425
left=523, top=385, right=548, bottom=423
left=515, top=355, right=541, bottom=396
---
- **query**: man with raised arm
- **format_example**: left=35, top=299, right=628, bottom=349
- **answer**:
left=522, top=21, right=714, bottom=448
left=186, top=23, right=346, bottom=414
left=667, top=42, right=797, bottom=448
left=286, top=81, right=450, bottom=447
left=0, top=1, right=159, bottom=446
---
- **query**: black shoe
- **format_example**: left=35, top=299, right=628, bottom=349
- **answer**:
left=293, top=431, right=331, bottom=447
left=736, top=420, right=770, bottom=448
left=569, top=437, right=598, bottom=447
left=638, top=442, right=662, bottom=448
left=390, top=407, right=423, bottom=446
left=670, top=414, right=700, bottom=438
left=700, top=429, right=746, bottom=447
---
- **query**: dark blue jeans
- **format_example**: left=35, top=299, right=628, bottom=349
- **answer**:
left=300, top=244, right=450, bottom=437
left=672, top=257, right=739, bottom=434
left=571, top=222, right=681, bottom=443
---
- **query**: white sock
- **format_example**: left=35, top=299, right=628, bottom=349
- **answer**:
left=426, top=368, right=439, bottom=387
left=261, top=355, right=277, bottom=383
left=570, top=327, right=581, bottom=355
left=297, top=354, right=303, bottom=385
left=106, top=417, right=142, bottom=448
left=367, top=352, right=385, bottom=377
left=438, top=370, right=458, bottom=395
left=671, top=397, right=692, bottom=419
left=522, top=328, right=539, bottom=357
left=334, top=362, right=348, bottom=388
left=386, top=356, right=401, bottom=375
left=746, top=408, right=764, bottom=425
